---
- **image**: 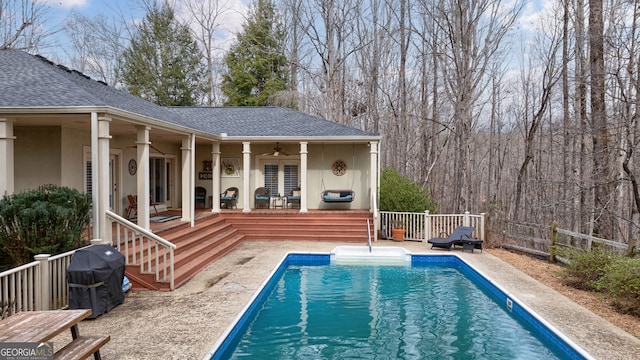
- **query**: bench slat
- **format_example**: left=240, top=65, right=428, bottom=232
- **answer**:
left=54, top=335, right=110, bottom=360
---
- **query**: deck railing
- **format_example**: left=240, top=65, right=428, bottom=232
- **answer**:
left=1, top=248, right=79, bottom=318
left=1, top=211, right=177, bottom=318
left=379, top=211, right=485, bottom=242
left=107, top=210, right=176, bottom=290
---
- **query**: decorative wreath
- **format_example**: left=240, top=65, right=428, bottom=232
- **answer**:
left=223, top=161, right=235, bottom=175
left=332, top=160, right=347, bottom=176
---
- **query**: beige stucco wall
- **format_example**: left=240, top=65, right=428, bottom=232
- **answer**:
left=14, top=127, right=62, bottom=192
left=61, top=127, right=90, bottom=190
left=13, top=127, right=372, bottom=212
left=307, top=143, right=370, bottom=209
left=194, top=142, right=372, bottom=210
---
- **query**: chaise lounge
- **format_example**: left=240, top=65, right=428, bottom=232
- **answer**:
left=427, top=226, right=482, bottom=253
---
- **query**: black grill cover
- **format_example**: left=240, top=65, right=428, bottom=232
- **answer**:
left=67, top=244, right=125, bottom=319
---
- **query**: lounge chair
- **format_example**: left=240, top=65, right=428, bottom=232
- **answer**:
left=254, top=187, right=270, bottom=209
left=220, top=187, right=238, bottom=209
left=428, top=226, right=481, bottom=252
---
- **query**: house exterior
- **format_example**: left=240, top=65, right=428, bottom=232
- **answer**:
left=0, top=50, right=381, bottom=242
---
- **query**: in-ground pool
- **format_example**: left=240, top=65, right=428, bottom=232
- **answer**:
left=207, top=252, right=591, bottom=359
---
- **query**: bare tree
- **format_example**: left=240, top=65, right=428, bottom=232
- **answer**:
left=512, top=7, right=563, bottom=222
left=589, top=0, right=612, bottom=239
left=183, top=0, right=233, bottom=106
left=433, top=0, right=524, bottom=212
left=0, top=0, right=51, bottom=50
left=64, top=12, right=129, bottom=86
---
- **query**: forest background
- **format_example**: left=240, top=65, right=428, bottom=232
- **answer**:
left=2, top=0, right=639, bottom=248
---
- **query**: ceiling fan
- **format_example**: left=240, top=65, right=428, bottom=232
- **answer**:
left=263, top=142, right=289, bottom=156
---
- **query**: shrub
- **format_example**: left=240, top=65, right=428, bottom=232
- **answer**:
left=0, top=184, right=91, bottom=268
left=597, top=258, right=640, bottom=316
left=560, top=248, right=616, bottom=291
left=379, top=167, right=437, bottom=213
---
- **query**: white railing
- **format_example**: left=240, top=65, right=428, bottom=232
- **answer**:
left=107, top=210, right=176, bottom=290
left=367, top=219, right=372, bottom=253
left=379, top=211, right=485, bottom=242
left=1, top=248, right=79, bottom=318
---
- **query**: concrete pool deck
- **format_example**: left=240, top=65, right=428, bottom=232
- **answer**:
left=57, top=240, right=640, bottom=359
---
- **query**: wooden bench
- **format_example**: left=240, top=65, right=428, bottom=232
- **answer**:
left=54, top=335, right=110, bottom=360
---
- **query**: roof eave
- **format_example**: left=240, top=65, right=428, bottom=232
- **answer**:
left=219, top=135, right=382, bottom=143
left=0, top=106, right=223, bottom=142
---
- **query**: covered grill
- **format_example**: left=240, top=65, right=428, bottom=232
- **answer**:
left=67, top=244, right=125, bottom=319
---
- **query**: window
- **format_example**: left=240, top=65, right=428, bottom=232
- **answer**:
left=264, top=163, right=279, bottom=195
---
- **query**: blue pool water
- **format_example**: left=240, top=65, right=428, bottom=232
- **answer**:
left=209, top=254, right=589, bottom=359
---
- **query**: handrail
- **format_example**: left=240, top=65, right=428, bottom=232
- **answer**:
left=106, top=210, right=176, bottom=250
left=106, top=210, right=176, bottom=290
left=367, top=219, right=372, bottom=253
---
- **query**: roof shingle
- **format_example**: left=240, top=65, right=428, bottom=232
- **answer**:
left=0, top=50, right=379, bottom=139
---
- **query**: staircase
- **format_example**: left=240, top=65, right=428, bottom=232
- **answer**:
left=125, top=210, right=374, bottom=291
left=125, top=215, right=244, bottom=291
left=223, top=210, right=374, bottom=242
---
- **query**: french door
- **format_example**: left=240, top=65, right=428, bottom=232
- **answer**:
left=149, top=156, right=176, bottom=207
left=262, top=159, right=300, bottom=196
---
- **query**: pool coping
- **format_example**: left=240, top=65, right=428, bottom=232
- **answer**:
left=205, top=251, right=594, bottom=360
left=58, top=241, right=640, bottom=360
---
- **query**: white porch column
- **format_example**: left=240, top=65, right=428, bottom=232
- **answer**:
left=370, top=141, right=379, bottom=241
left=98, top=116, right=112, bottom=243
left=212, top=142, right=221, bottom=213
left=242, top=142, right=251, bottom=212
left=91, top=114, right=99, bottom=239
left=299, top=142, right=308, bottom=213
left=369, top=141, right=379, bottom=213
left=181, top=135, right=194, bottom=223
left=136, top=126, right=151, bottom=230
left=0, top=118, right=15, bottom=197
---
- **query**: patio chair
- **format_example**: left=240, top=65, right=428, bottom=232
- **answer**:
left=254, top=187, right=270, bottom=209
left=285, top=187, right=301, bottom=209
left=220, top=187, right=239, bottom=209
left=126, top=195, right=159, bottom=219
left=428, top=226, right=480, bottom=251
left=195, top=186, right=207, bottom=208
left=126, top=194, right=137, bottom=219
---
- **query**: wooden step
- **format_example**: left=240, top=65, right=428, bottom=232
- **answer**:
left=125, top=215, right=245, bottom=291
left=223, top=211, right=374, bottom=242
left=125, top=211, right=374, bottom=291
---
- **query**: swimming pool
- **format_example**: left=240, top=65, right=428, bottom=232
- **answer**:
left=207, top=253, right=591, bottom=359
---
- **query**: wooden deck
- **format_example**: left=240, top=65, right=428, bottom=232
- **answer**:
left=125, top=208, right=374, bottom=291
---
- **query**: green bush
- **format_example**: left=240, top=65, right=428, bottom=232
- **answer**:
left=0, top=184, right=91, bottom=268
left=596, top=258, right=640, bottom=316
left=560, top=248, right=617, bottom=291
left=379, top=167, right=437, bottom=213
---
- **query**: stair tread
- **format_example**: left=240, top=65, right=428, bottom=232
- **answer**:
left=122, top=211, right=373, bottom=290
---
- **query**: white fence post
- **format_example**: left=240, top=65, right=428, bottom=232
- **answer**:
left=34, top=254, right=50, bottom=311
left=424, top=210, right=431, bottom=242
left=463, top=211, right=470, bottom=227
left=480, top=213, right=486, bottom=240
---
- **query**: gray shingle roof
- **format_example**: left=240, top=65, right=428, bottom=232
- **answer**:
left=0, top=50, right=378, bottom=139
left=172, top=106, right=377, bottom=137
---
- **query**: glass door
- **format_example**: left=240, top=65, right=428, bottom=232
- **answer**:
left=150, top=157, right=165, bottom=204
left=261, top=160, right=300, bottom=196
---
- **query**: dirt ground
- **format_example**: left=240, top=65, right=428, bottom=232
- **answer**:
left=488, top=248, right=640, bottom=340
